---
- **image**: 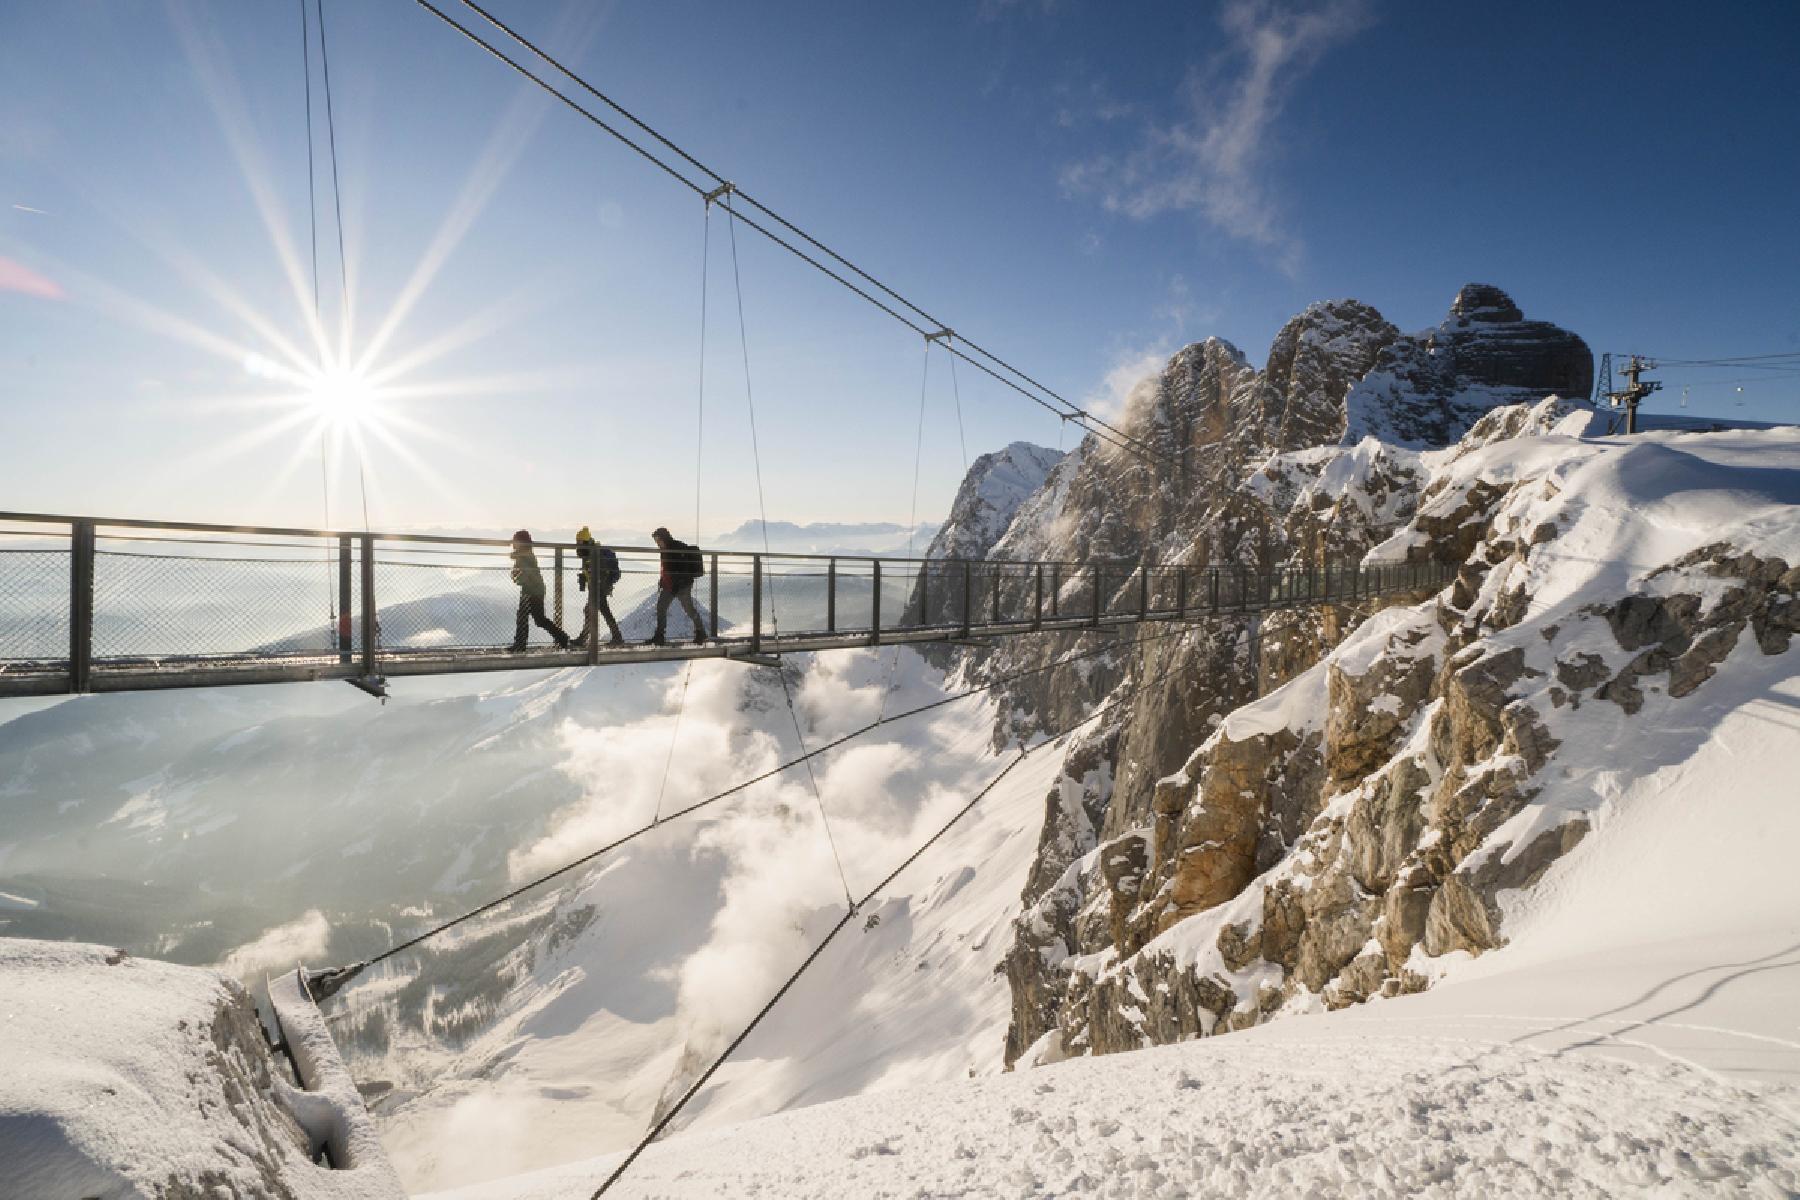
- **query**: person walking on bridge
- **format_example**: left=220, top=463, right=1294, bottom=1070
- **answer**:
left=649, top=526, right=706, bottom=646
left=570, top=525, right=624, bottom=649
left=509, top=530, right=571, bottom=652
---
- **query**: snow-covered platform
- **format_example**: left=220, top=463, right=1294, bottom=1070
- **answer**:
left=0, top=939, right=400, bottom=1198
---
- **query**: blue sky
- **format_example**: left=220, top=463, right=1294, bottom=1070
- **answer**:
left=2, top=0, right=1797, bottom=535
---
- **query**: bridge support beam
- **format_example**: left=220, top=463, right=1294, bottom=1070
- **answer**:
left=68, top=519, right=94, bottom=694
left=871, top=560, right=882, bottom=646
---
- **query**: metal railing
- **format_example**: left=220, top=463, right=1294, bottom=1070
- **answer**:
left=0, top=510, right=1456, bottom=697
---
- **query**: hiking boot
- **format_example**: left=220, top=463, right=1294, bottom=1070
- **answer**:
left=692, top=631, right=708, bottom=646
left=607, top=633, right=625, bottom=647
left=508, top=642, right=527, bottom=653
left=555, top=635, right=571, bottom=650
left=570, top=635, right=587, bottom=650
left=648, top=633, right=667, bottom=646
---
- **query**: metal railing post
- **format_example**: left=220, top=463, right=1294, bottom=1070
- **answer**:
left=1209, top=566, right=1220, bottom=613
left=553, top=547, right=565, bottom=627
left=1034, top=563, right=1044, bottom=630
left=68, top=520, right=94, bottom=693
left=359, top=533, right=376, bottom=678
left=1092, top=565, right=1102, bottom=628
left=827, top=558, right=837, bottom=633
left=871, top=560, right=882, bottom=646
left=337, top=536, right=353, bottom=663
left=1176, top=566, right=1187, bottom=616
left=961, top=561, right=972, bottom=638
left=751, top=554, right=763, bottom=653
left=1051, top=562, right=1060, bottom=618
left=709, top=554, right=719, bottom=639
left=991, top=564, right=1001, bottom=626
left=1139, top=565, right=1149, bottom=620
left=585, top=552, right=600, bottom=666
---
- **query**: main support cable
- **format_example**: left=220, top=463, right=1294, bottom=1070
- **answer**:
left=876, top=340, right=935, bottom=726
left=653, top=205, right=715, bottom=825
left=297, top=0, right=334, bottom=621
left=314, top=623, right=1186, bottom=989
left=724, top=198, right=855, bottom=910
left=407, top=0, right=1173, bottom=471
left=590, top=646, right=1184, bottom=1197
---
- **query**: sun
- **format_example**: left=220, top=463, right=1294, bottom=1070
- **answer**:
left=306, top=365, right=376, bottom=429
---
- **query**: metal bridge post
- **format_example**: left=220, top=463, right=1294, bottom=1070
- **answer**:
left=1323, top=560, right=1331, bottom=602
left=1210, top=566, right=1219, bottom=613
left=1051, top=563, right=1060, bottom=618
left=1034, top=563, right=1044, bottom=630
left=751, top=555, right=763, bottom=653
left=585, top=555, right=599, bottom=666
left=337, top=536, right=353, bottom=663
left=359, top=533, right=376, bottom=679
left=68, top=519, right=94, bottom=694
left=710, top=554, right=719, bottom=640
left=961, top=561, right=972, bottom=638
left=1139, top=565, right=1149, bottom=620
left=871, top=560, right=882, bottom=646
left=1092, top=565, right=1102, bottom=628
left=991, top=564, right=1001, bottom=626
left=1176, top=566, right=1187, bottom=617
left=827, top=558, right=836, bottom=633
left=550, top=550, right=565, bottom=629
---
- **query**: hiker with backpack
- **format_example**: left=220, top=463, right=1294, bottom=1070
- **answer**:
left=571, top=525, right=624, bottom=649
left=649, top=525, right=707, bottom=645
left=508, top=530, right=571, bottom=652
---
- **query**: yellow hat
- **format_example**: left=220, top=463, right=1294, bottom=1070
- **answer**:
left=575, top=525, right=593, bottom=542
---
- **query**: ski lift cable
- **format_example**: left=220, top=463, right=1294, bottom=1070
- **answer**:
left=590, top=647, right=1185, bottom=1197
left=724, top=195, right=856, bottom=910
left=309, top=622, right=1191, bottom=993
left=406, top=0, right=1172, bottom=471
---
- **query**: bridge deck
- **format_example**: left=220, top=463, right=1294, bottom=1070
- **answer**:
left=0, top=511, right=1451, bottom=698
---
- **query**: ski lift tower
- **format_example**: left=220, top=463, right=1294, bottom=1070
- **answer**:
left=1607, top=354, right=1662, bottom=434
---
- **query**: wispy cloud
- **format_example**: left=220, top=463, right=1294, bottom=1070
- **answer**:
left=0, top=255, right=64, bottom=300
left=1060, top=0, right=1371, bottom=271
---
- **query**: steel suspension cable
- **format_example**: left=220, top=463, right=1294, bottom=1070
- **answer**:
left=406, top=0, right=1171, bottom=470
left=297, top=0, right=335, bottom=623
left=590, top=647, right=1181, bottom=1196
left=724, top=197, right=855, bottom=910
left=653, top=206, right=714, bottom=825
left=875, top=340, right=935, bottom=726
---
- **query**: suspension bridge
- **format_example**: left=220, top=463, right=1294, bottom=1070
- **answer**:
left=0, top=509, right=1448, bottom=700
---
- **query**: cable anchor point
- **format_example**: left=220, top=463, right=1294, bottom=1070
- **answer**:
left=925, top=327, right=954, bottom=345
left=703, top=180, right=736, bottom=206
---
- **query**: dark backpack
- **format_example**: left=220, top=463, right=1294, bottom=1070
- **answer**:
left=668, top=538, right=705, bottom=580
left=595, top=547, right=622, bottom=590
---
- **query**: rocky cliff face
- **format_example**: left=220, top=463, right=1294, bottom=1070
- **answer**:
left=998, top=393, right=1799, bottom=1066
left=936, top=286, right=1612, bottom=1066
left=908, top=440, right=1063, bottom=626
left=1342, top=283, right=1593, bottom=448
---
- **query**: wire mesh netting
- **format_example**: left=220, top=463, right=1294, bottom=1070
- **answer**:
left=0, top=544, right=71, bottom=665
left=92, top=541, right=341, bottom=662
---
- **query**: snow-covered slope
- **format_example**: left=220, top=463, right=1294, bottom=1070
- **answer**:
left=424, top=645, right=1800, bottom=1196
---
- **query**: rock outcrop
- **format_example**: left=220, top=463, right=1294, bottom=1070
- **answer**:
left=999, top=389, right=1798, bottom=1064
left=1342, top=284, right=1593, bottom=448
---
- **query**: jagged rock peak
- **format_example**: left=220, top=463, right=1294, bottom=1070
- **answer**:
left=1449, top=283, right=1524, bottom=324
left=927, top=441, right=1065, bottom=563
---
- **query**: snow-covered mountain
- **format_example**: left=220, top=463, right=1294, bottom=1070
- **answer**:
left=710, top=519, right=940, bottom=557
left=5, top=282, right=1797, bottom=1198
